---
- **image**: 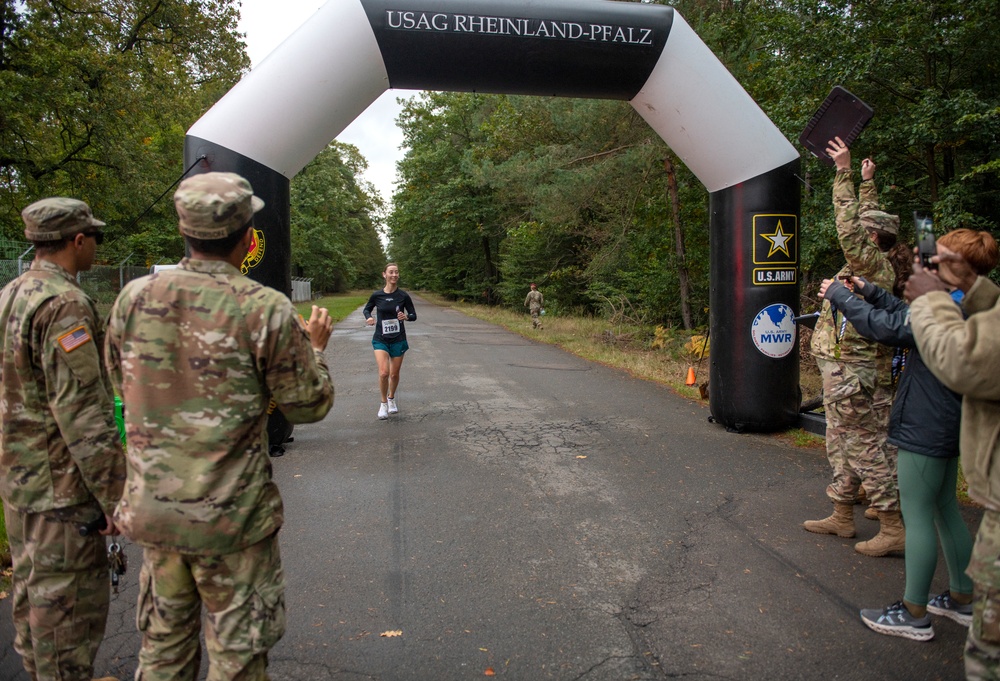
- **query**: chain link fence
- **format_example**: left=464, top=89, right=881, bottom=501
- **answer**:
left=0, top=238, right=313, bottom=305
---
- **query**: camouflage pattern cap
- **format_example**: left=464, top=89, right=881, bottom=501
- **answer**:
left=174, top=172, right=264, bottom=239
left=860, top=210, right=899, bottom=236
left=22, top=197, right=105, bottom=242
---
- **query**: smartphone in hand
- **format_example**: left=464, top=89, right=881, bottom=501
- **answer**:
left=914, top=212, right=936, bottom=269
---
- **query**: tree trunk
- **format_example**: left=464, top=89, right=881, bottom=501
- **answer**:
left=925, top=143, right=939, bottom=202
left=664, top=157, right=693, bottom=329
left=481, top=234, right=497, bottom=304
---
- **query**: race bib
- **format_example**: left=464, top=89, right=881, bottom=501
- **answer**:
left=381, top=318, right=400, bottom=336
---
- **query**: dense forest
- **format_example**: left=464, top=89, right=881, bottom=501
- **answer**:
left=388, top=0, right=1000, bottom=327
left=2, top=0, right=998, bottom=313
left=0, top=0, right=385, bottom=289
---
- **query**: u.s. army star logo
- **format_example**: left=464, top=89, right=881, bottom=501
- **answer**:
left=752, top=213, right=798, bottom=286
left=761, top=221, right=793, bottom=258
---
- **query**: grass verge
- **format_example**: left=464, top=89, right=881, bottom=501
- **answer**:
left=295, top=292, right=370, bottom=324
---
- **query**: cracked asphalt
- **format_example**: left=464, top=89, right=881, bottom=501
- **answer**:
left=1, top=295, right=978, bottom=680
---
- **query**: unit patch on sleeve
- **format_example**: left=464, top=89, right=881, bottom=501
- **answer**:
left=241, top=228, right=266, bottom=274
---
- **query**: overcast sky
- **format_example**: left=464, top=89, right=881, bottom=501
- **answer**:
left=237, top=0, right=415, bottom=207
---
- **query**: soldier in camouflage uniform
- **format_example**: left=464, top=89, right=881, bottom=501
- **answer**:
left=0, top=198, right=126, bottom=681
left=803, top=137, right=904, bottom=557
left=105, top=172, right=335, bottom=681
left=524, top=282, right=544, bottom=329
left=906, top=248, right=1000, bottom=677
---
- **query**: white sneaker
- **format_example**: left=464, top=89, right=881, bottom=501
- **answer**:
left=387, top=397, right=398, bottom=414
left=377, top=402, right=389, bottom=420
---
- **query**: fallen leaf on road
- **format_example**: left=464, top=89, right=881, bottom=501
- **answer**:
left=380, top=630, right=402, bottom=638
left=576, top=455, right=587, bottom=459
left=485, top=668, right=495, bottom=676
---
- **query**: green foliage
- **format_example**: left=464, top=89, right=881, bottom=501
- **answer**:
left=290, top=142, right=384, bottom=293
left=0, top=1, right=383, bottom=288
left=688, top=0, right=1000, bottom=282
left=389, top=0, right=999, bottom=326
left=0, top=0, right=249, bottom=261
left=391, top=93, right=712, bottom=321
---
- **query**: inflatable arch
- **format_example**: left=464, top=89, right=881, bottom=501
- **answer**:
left=184, top=0, right=802, bottom=432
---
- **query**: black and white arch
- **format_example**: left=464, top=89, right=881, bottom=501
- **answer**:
left=184, top=0, right=802, bottom=431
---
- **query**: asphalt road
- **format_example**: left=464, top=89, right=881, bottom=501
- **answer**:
left=1, top=295, right=978, bottom=680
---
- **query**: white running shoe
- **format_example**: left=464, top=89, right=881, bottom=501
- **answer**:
left=377, top=402, right=389, bottom=420
left=387, top=397, right=398, bottom=414
left=927, top=592, right=973, bottom=626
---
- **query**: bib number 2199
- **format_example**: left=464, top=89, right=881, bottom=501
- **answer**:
left=381, top=318, right=400, bottom=336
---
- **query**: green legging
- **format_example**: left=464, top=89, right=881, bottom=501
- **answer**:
left=897, top=449, right=974, bottom=606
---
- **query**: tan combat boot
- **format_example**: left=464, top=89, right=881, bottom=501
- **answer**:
left=803, top=502, right=856, bottom=538
left=864, top=506, right=878, bottom=520
left=855, top=511, right=906, bottom=556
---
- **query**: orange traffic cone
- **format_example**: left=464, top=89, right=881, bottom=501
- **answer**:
left=685, top=366, right=697, bottom=386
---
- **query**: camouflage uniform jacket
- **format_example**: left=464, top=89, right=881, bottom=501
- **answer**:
left=106, top=258, right=334, bottom=555
left=524, top=290, right=543, bottom=312
left=911, top=277, right=1000, bottom=511
left=0, top=259, right=125, bottom=516
left=810, top=171, right=895, bottom=393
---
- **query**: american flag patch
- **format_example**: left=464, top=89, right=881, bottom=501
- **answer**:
left=57, top=326, right=92, bottom=353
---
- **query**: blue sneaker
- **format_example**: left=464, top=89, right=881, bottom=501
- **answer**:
left=927, top=592, right=973, bottom=627
left=860, top=601, right=934, bottom=641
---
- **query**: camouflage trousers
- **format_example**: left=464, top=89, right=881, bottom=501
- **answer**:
left=530, top=308, right=541, bottom=328
left=818, top=360, right=898, bottom=511
left=134, top=532, right=285, bottom=681
left=966, top=509, right=1000, bottom=680
left=3, top=500, right=109, bottom=681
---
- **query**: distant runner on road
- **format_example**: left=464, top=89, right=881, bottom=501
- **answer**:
left=364, top=263, right=416, bottom=420
left=524, top=282, right=544, bottom=329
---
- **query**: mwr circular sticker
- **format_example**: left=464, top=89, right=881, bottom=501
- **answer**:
left=241, top=228, right=265, bottom=274
left=751, top=303, right=796, bottom=358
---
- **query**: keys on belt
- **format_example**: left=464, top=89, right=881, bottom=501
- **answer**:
left=108, top=541, right=127, bottom=593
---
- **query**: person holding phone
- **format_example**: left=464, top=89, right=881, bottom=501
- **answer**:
left=821, top=229, right=998, bottom=640
left=905, top=232, right=1000, bottom=672
left=803, top=137, right=906, bottom=557
left=364, top=263, right=417, bottom=420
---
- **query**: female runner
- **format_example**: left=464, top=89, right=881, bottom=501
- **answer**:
left=363, top=263, right=416, bottom=419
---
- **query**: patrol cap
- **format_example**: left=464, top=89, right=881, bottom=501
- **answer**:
left=22, top=197, right=105, bottom=242
left=860, top=209, right=899, bottom=236
left=174, top=172, right=264, bottom=240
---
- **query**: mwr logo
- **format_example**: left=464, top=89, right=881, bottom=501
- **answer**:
left=751, top=303, right=796, bottom=358
left=241, top=228, right=265, bottom=274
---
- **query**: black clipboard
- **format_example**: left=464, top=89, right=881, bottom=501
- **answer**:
left=799, top=86, right=874, bottom=166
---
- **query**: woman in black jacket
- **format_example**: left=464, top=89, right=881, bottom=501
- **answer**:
left=821, top=271, right=971, bottom=642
